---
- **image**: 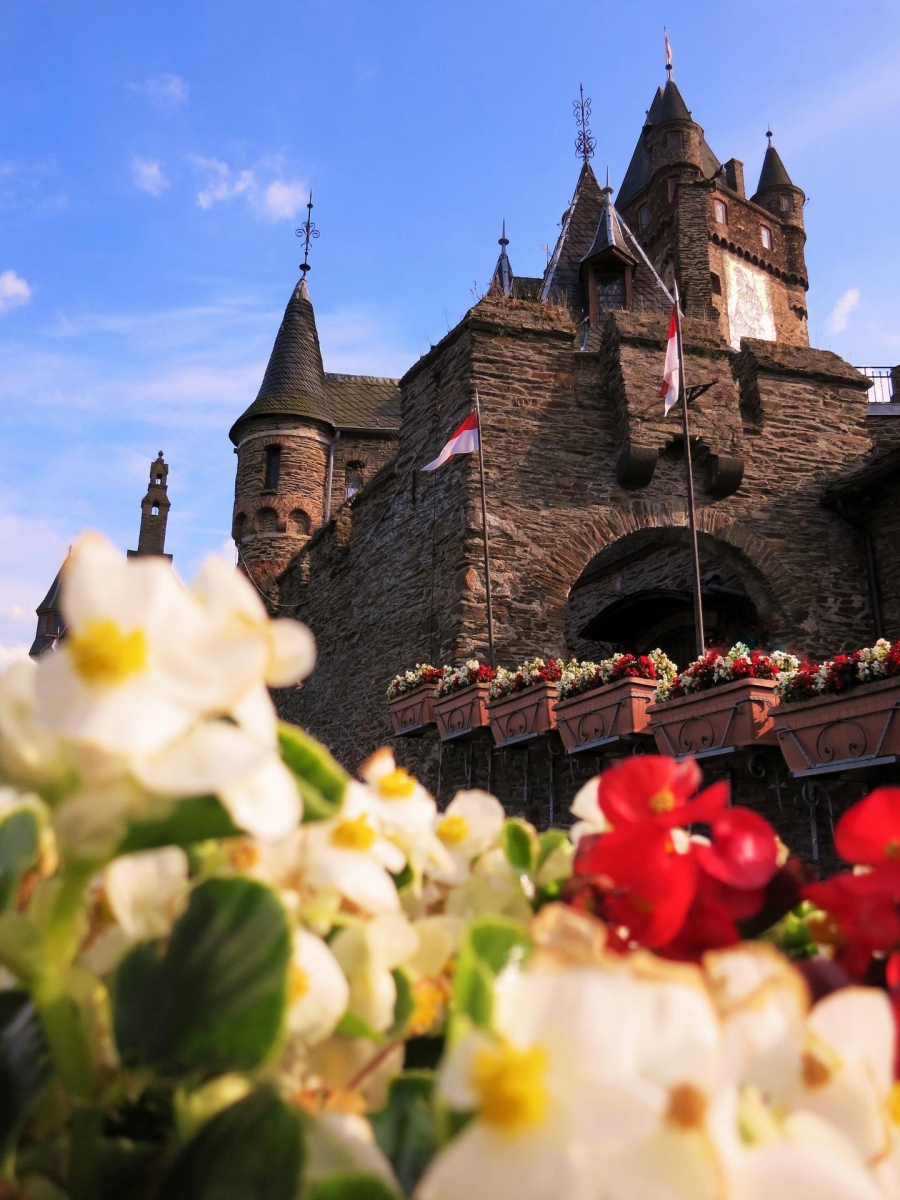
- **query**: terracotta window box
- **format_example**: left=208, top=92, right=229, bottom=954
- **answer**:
left=555, top=677, right=658, bottom=755
left=774, top=676, right=900, bottom=777
left=434, top=683, right=492, bottom=741
left=646, top=678, right=779, bottom=760
left=389, top=685, right=436, bottom=738
left=487, top=681, right=558, bottom=748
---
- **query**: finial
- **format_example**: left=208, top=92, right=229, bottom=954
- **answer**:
left=573, top=83, right=596, bottom=165
left=665, top=27, right=673, bottom=79
left=295, top=191, right=320, bottom=276
left=157, top=449, right=163, bottom=458
left=602, top=165, right=613, bottom=197
left=766, top=127, right=773, bottom=146
left=499, top=219, right=509, bottom=249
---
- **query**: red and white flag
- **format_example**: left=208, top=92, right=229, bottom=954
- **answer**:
left=664, top=28, right=673, bottom=72
left=421, top=411, right=479, bottom=471
left=659, top=305, right=680, bottom=415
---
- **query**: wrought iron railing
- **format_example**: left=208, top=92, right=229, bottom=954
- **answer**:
left=858, top=367, right=895, bottom=405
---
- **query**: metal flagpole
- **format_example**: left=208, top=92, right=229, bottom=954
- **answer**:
left=473, top=391, right=497, bottom=668
left=673, top=282, right=706, bottom=658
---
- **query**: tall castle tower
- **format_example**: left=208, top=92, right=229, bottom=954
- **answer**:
left=127, top=451, right=172, bottom=560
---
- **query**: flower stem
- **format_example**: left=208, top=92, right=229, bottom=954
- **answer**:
left=67, top=1103, right=104, bottom=1200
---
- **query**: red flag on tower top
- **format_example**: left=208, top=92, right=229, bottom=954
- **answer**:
left=660, top=306, right=680, bottom=416
left=421, top=410, right=479, bottom=471
left=665, top=28, right=673, bottom=73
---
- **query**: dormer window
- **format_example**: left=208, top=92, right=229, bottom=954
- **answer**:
left=594, top=270, right=625, bottom=310
left=263, top=444, right=281, bottom=490
left=638, top=204, right=650, bottom=231
left=760, top=224, right=772, bottom=250
left=714, top=199, right=728, bottom=225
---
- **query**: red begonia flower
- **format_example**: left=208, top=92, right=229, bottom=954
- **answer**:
left=695, top=807, right=779, bottom=890
left=658, top=888, right=740, bottom=962
left=597, top=755, right=727, bottom=829
left=570, top=824, right=697, bottom=949
left=835, top=788, right=900, bottom=866
left=804, top=871, right=900, bottom=978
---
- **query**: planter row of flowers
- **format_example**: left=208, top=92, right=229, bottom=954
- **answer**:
left=389, top=638, right=900, bottom=773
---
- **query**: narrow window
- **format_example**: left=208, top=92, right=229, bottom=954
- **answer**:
left=760, top=224, right=772, bottom=250
left=780, top=194, right=792, bottom=213
left=155, top=474, right=163, bottom=485
left=667, top=178, right=677, bottom=203
left=638, top=204, right=650, bottom=231
left=710, top=272, right=722, bottom=296
left=263, top=444, right=281, bottom=490
left=714, top=199, right=727, bottom=225
left=151, top=503, right=160, bottom=516
left=345, top=464, right=364, bottom=499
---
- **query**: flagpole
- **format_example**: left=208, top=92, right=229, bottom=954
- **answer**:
left=474, top=391, right=496, bottom=668
left=673, top=283, right=706, bottom=658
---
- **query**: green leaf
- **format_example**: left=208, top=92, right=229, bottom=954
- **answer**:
left=278, top=724, right=347, bottom=821
left=387, top=968, right=415, bottom=1039
left=500, top=818, right=538, bottom=874
left=118, top=795, right=241, bottom=855
left=161, top=1085, right=304, bottom=1200
left=0, top=990, right=52, bottom=1159
left=304, top=1175, right=399, bottom=1200
left=114, top=877, right=291, bottom=1075
left=536, top=828, right=569, bottom=872
left=0, top=809, right=40, bottom=910
left=451, top=917, right=532, bottom=1031
left=370, top=1071, right=436, bottom=1195
left=334, top=1011, right=385, bottom=1043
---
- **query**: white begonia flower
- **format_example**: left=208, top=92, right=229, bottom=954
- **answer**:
left=445, top=845, right=534, bottom=923
left=105, top=846, right=190, bottom=941
left=133, top=721, right=302, bottom=841
left=568, top=776, right=611, bottom=844
left=305, top=1111, right=399, bottom=1191
left=300, top=787, right=406, bottom=915
left=191, top=554, right=316, bottom=690
left=426, top=790, right=505, bottom=885
left=287, top=929, right=349, bottom=1045
left=330, top=912, right=419, bottom=1033
left=35, top=534, right=233, bottom=758
left=303, top=1036, right=406, bottom=1111
left=0, top=662, right=74, bottom=792
left=418, top=954, right=725, bottom=1200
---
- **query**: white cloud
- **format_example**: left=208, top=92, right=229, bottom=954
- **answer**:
left=187, top=156, right=255, bottom=210
left=0, top=644, right=29, bottom=668
left=262, top=180, right=308, bottom=221
left=0, top=502, right=70, bottom=653
left=130, top=156, right=169, bottom=197
left=828, top=288, right=861, bottom=335
left=0, top=270, right=31, bottom=313
left=129, top=73, right=189, bottom=111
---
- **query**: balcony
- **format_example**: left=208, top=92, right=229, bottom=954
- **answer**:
left=859, top=366, right=899, bottom=411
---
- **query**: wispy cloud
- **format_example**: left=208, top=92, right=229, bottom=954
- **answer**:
left=186, top=155, right=308, bottom=221
left=0, top=270, right=31, bottom=313
left=786, top=49, right=900, bottom=151
left=128, top=73, right=189, bottom=111
left=828, top=288, right=860, bottom=335
left=130, top=156, right=169, bottom=197
left=0, top=160, right=66, bottom=215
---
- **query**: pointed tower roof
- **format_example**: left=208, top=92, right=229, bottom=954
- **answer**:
left=229, top=276, right=332, bottom=443
left=540, top=161, right=607, bottom=305
left=582, top=177, right=635, bottom=264
left=618, top=80, right=721, bottom=207
left=491, top=220, right=514, bottom=296
left=755, top=134, right=794, bottom=192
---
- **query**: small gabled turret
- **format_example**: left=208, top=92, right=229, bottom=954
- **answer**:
left=29, top=561, right=66, bottom=658
left=491, top=221, right=514, bottom=297
left=580, top=175, right=636, bottom=323
left=752, top=131, right=805, bottom=231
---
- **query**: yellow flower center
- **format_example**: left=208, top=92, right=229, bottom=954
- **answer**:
left=377, top=767, right=416, bottom=799
left=68, top=618, right=148, bottom=687
left=471, top=1042, right=548, bottom=1134
left=410, top=976, right=452, bottom=1036
left=331, top=814, right=377, bottom=851
left=886, top=840, right=900, bottom=861
left=801, top=1048, right=833, bottom=1089
left=438, top=814, right=469, bottom=846
left=228, top=840, right=261, bottom=871
left=666, top=1083, right=707, bottom=1130
left=889, top=1082, right=900, bottom=1126
left=288, top=963, right=310, bottom=1004
left=649, top=787, right=676, bottom=814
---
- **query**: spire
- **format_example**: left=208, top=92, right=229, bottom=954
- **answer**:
left=540, top=159, right=606, bottom=305
left=618, top=79, right=721, bottom=207
left=30, top=551, right=70, bottom=657
left=656, top=78, right=692, bottom=123
left=492, top=219, right=513, bottom=296
left=229, top=273, right=332, bottom=443
left=755, top=131, right=795, bottom=191
left=296, top=192, right=319, bottom=276
left=128, top=451, right=172, bottom=560
left=573, top=83, right=596, bottom=165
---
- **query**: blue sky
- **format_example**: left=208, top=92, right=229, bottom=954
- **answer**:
left=2, top=0, right=899, bottom=659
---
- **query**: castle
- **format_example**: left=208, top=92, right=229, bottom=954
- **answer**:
left=224, top=70, right=898, bottom=853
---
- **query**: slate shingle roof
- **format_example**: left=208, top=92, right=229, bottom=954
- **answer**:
left=582, top=190, right=635, bottom=264
left=755, top=143, right=794, bottom=194
left=540, top=163, right=607, bottom=309
left=230, top=277, right=401, bottom=442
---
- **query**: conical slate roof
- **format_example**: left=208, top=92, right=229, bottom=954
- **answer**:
left=755, top=142, right=794, bottom=192
left=229, top=276, right=332, bottom=443
left=618, top=81, right=721, bottom=207
left=656, top=79, right=692, bottom=123
left=582, top=187, right=635, bottom=264
left=491, top=221, right=513, bottom=296
left=540, top=162, right=607, bottom=306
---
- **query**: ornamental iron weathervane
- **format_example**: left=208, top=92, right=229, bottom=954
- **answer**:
left=574, top=84, right=596, bottom=165
left=295, top=192, right=320, bottom=276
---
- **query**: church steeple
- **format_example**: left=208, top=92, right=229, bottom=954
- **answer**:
left=128, top=452, right=172, bottom=561
left=752, top=130, right=805, bottom=232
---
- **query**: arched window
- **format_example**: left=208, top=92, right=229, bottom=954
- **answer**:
left=288, top=509, right=311, bottom=535
left=345, top=463, right=364, bottom=499
left=256, top=507, right=278, bottom=534
left=151, top=503, right=160, bottom=516
left=155, top=474, right=163, bottom=485
left=263, top=445, right=281, bottom=491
